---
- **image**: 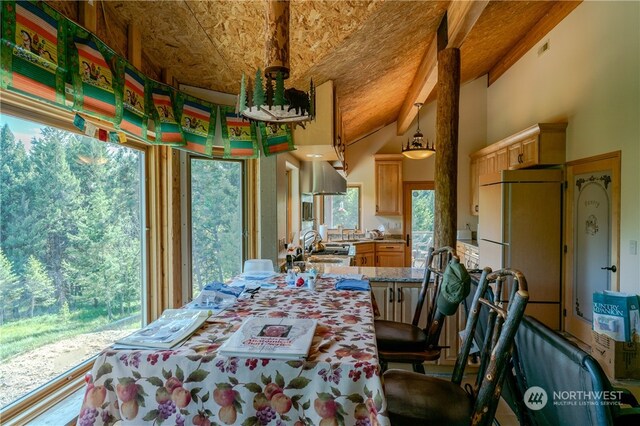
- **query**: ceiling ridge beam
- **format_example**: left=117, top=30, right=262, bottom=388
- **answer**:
left=488, top=1, right=582, bottom=86
left=396, top=1, right=488, bottom=136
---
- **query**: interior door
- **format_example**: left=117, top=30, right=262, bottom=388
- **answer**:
left=403, top=182, right=435, bottom=267
left=564, top=153, right=620, bottom=343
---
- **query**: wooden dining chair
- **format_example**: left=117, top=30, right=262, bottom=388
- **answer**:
left=383, top=268, right=529, bottom=426
left=374, top=246, right=457, bottom=373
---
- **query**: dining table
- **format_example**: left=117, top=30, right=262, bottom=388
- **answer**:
left=77, top=273, right=390, bottom=426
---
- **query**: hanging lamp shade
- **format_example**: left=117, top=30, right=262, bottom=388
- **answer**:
left=239, top=0, right=315, bottom=125
left=402, top=103, right=435, bottom=159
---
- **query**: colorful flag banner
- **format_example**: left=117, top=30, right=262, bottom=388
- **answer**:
left=259, top=122, right=295, bottom=156
left=0, top=0, right=68, bottom=106
left=149, top=81, right=185, bottom=146
left=221, top=106, right=258, bottom=159
left=176, top=94, right=215, bottom=156
left=69, top=23, right=122, bottom=124
left=120, top=64, right=148, bottom=139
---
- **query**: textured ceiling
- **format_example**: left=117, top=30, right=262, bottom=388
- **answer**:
left=98, top=0, right=561, bottom=144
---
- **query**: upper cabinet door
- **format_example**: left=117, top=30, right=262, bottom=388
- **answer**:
left=374, top=154, right=403, bottom=216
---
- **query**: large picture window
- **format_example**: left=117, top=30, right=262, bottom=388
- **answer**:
left=190, top=158, right=244, bottom=298
left=323, top=185, right=361, bottom=230
left=0, top=115, right=146, bottom=409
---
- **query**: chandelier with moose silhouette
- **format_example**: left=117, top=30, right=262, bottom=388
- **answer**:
left=238, top=0, right=315, bottom=127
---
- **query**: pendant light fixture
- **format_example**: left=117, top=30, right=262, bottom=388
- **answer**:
left=402, top=103, right=435, bottom=159
left=238, top=0, right=315, bottom=126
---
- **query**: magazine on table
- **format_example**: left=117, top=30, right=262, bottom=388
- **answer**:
left=113, top=309, right=210, bottom=350
left=218, top=316, right=317, bottom=360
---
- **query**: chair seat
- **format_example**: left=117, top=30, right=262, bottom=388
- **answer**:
left=383, top=369, right=473, bottom=426
left=375, top=320, right=427, bottom=352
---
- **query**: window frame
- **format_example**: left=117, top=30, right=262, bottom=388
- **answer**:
left=322, top=184, right=362, bottom=230
left=181, top=154, right=248, bottom=302
left=0, top=92, right=151, bottom=424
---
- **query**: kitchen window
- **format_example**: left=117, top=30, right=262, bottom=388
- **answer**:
left=323, top=185, right=361, bottom=230
left=189, top=158, right=244, bottom=299
left=0, top=114, right=147, bottom=411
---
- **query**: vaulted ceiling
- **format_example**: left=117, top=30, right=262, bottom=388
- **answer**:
left=97, top=0, right=579, bottom=145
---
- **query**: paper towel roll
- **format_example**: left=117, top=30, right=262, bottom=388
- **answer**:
left=319, top=224, right=328, bottom=241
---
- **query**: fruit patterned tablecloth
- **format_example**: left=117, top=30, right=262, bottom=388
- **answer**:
left=78, top=276, right=389, bottom=426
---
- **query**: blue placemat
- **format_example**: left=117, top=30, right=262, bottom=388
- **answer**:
left=335, top=279, right=370, bottom=291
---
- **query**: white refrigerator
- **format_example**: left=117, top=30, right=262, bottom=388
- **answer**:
left=478, top=169, right=563, bottom=329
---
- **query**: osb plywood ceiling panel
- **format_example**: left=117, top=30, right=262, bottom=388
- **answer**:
left=460, top=0, right=554, bottom=83
left=75, top=0, right=572, bottom=144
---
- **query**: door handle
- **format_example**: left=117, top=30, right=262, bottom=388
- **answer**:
left=397, top=288, right=403, bottom=303
left=601, top=265, right=617, bottom=273
left=389, top=288, right=394, bottom=303
left=406, top=234, right=410, bottom=247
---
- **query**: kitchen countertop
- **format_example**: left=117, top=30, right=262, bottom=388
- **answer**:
left=457, top=239, right=479, bottom=248
left=320, top=265, right=425, bottom=283
left=328, top=238, right=405, bottom=245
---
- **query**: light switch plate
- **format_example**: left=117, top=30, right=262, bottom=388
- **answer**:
left=630, top=240, right=638, bottom=255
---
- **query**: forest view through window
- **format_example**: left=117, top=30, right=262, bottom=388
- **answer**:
left=0, top=115, right=145, bottom=408
left=190, top=158, right=243, bottom=299
left=323, top=186, right=360, bottom=230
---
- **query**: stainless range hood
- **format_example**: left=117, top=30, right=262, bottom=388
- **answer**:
left=301, top=161, right=347, bottom=195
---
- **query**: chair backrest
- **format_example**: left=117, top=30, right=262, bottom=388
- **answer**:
left=243, top=259, right=274, bottom=273
left=412, top=245, right=456, bottom=326
left=463, top=267, right=525, bottom=422
left=512, top=315, right=616, bottom=426
left=453, top=268, right=529, bottom=426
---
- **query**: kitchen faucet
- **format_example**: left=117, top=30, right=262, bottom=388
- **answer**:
left=301, top=230, right=319, bottom=262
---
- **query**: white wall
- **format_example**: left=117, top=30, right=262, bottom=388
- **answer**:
left=345, top=76, right=487, bottom=233
left=486, top=1, right=640, bottom=292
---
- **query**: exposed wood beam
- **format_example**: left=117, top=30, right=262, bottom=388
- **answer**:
left=79, top=0, right=98, bottom=33
left=396, top=37, right=438, bottom=136
left=397, top=1, right=488, bottom=136
left=434, top=48, right=460, bottom=250
left=447, top=0, right=489, bottom=49
left=489, top=1, right=582, bottom=86
left=127, top=23, right=142, bottom=68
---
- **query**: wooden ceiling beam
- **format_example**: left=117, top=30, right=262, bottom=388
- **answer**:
left=396, top=37, right=438, bottom=136
left=488, top=1, right=582, bottom=86
left=396, top=1, right=488, bottom=136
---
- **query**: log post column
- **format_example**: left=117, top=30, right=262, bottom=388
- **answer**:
left=434, top=47, right=460, bottom=250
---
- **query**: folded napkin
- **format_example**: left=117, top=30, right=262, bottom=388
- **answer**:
left=335, top=278, right=370, bottom=291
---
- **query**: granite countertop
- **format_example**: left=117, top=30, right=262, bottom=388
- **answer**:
left=329, top=238, right=406, bottom=245
left=457, top=239, right=479, bottom=248
left=320, top=265, right=425, bottom=283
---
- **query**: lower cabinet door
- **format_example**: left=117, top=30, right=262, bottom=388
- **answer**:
left=393, top=284, right=428, bottom=328
left=370, top=281, right=393, bottom=320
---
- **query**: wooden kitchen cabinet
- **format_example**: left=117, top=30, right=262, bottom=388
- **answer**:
left=469, top=123, right=567, bottom=216
left=374, top=154, right=403, bottom=216
left=508, top=136, right=538, bottom=169
left=376, top=243, right=404, bottom=267
left=354, top=242, right=375, bottom=266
